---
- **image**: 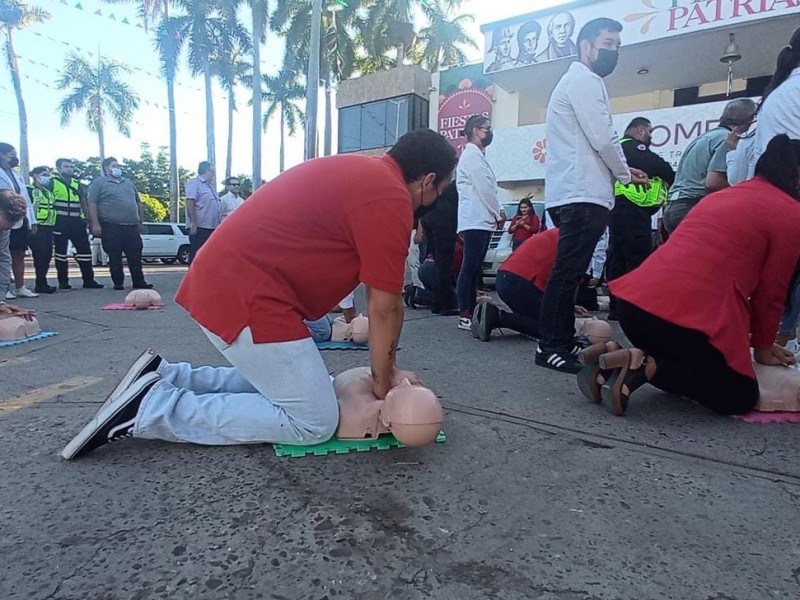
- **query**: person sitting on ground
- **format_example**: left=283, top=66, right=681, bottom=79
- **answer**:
left=471, top=228, right=598, bottom=342
left=61, top=129, right=458, bottom=460
left=404, top=232, right=463, bottom=309
left=580, top=135, right=800, bottom=417
left=508, top=198, right=540, bottom=251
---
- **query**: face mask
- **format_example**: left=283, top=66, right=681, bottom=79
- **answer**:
left=38, top=176, right=51, bottom=186
left=483, top=131, right=494, bottom=147
left=8, top=157, right=19, bottom=168
left=592, top=48, right=619, bottom=78
left=110, top=167, right=122, bottom=178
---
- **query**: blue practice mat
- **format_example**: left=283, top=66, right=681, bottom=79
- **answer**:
left=315, top=340, right=369, bottom=351
left=0, top=331, right=58, bottom=348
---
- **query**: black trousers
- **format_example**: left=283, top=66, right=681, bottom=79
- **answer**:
left=27, top=225, right=54, bottom=287
left=607, top=199, right=655, bottom=313
left=617, top=299, right=759, bottom=415
left=422, top=210, right=457, bottom=311
left=539, top=203, right=610, bottom=351
left=188, top=227, right=215, bottom=265
left=496, top=270, right=543, bottom=339
left=54, top=216, right=96, bottom=284
left=100, top=222, right=146, bottom=287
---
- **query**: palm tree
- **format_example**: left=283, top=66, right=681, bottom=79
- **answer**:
left=104, top=0, right=181, bottom=221
left=249, top=0, right=268, bottom=188
left=213, top=47, right=252, bottom=179
left=0, top=0, right=50, bottom=179
left=56, top=52, right=140, bottom=161
left=417, top=0, right=476, bottom=71
left=262, top=68, right=304, bottom=172
left=273, top=0, right=359, bottom=155
left=167, top=0, right=251, bottom=168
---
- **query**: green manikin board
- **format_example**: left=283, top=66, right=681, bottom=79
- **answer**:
left=273, top=430, right=447, bottom=458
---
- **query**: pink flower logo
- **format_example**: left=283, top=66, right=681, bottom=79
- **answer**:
left=457, top=99, right=471, bottom=111
left=533, top=139, right=547, bottom=164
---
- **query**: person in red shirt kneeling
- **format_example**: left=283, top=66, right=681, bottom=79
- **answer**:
left=582, top=135, right=800, bottom=417
left=61, top=130, right=458, bottom=460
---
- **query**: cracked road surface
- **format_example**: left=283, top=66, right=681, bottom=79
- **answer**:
left=1, top=266, right=799, bottom=599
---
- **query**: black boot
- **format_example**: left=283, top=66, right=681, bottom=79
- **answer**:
left=78, top=260, right=103, bottom=289
left=55, top=260, right=71, bottom=290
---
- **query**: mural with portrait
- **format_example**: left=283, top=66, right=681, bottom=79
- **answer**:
left=437, top=64, right=495, bottom=155
left=483, top=0, right=800, bottom=75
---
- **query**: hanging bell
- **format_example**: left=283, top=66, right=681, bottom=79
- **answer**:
left=720, top=33, right=742, bottom=64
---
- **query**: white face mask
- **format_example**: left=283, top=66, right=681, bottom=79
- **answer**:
left=110, top=167, right=122, bottom=178
left=37, top=176, right=51, bottom=186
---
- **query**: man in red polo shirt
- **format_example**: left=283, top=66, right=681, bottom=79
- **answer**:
left=62, top=130, right=458, bottom=459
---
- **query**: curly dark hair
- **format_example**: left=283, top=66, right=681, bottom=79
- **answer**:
left=387, top=129, right=458, bottom=185
left=0, top=189, right=27, bottom=226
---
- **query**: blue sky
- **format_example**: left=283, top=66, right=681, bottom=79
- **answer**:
left=0, top=0, right=568, bottom=179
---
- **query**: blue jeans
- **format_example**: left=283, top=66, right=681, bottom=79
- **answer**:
left=496, top=270, right=543, bottom=339
left=780, top=278, right=800, bottom=336
left=539, top=203, right=610, bottom=351
left=415, top=259, right=436, bottom=306
left=305, top=315, right=332, bottom=343
left=456, top=230, right=492, bottom=314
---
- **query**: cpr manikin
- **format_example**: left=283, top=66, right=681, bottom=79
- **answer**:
left=331, top=314, right=369, bottom=343
left=0, top=314, right=41, bottom=341
left=124, top=289, right=163, bottom=309
left=334, top=367, right=443, bottom=446
left=753, top=362, right=800, bottom=412
left=574, top=317, right=613, bottom=345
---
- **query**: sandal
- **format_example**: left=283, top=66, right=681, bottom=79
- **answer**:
left=598, top=348, right=650, bottom=416
left=577, top=341, right=621, bottom=404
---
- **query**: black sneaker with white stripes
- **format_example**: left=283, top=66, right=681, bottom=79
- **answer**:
left=61, top=372, right=161, bottom=460
left=535, top=345, right=584, bottom=374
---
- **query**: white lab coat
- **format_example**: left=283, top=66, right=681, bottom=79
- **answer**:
left=545, top=61, right=630, bottom=211
left=753, top=67, right=800, bottom=169
left=456, top=142, right=503, bottom=233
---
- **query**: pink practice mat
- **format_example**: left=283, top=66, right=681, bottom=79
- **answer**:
left=102, top=303, right=164, bottom=311
left=733, top=411, right=800, bottom=424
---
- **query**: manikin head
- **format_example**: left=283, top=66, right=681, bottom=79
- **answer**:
left=381, top=380, right=443, bottom=447
left=125, top=289, right=163, bottom=309
left=578, top=18, right=623, bottom=78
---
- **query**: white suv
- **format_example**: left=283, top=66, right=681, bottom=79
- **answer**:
left=141, top=222, right=191, bottom=265
left=482, top=201, right=546, bottom=285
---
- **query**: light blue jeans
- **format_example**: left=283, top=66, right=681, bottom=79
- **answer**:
left=133, top=326, right=339, bottom=446
left=780, top=279, right=800, bottom=337
left=305, top=315, right=332, bottom=343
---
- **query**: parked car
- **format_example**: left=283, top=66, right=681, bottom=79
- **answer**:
left=482, top=201, right=546, bottom=285
left=141, top=222, right=191, bottom=265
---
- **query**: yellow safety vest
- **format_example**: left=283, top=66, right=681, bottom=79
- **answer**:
left=27, top=185, right=57, bottom=226
left=52, top=177, right=84, bottom=218
left=614, top=138, right=670, bottom=208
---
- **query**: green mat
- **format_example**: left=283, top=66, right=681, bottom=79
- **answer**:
left=273, top=430, right=446, bottom=458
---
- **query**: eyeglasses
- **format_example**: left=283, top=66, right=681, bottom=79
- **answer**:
left=478, top=126, right=493, bottom=133
left=229, top=183, right=240, bottom=187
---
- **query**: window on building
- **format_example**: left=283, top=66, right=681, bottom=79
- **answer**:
left=338, top=94, right=429, bottom=153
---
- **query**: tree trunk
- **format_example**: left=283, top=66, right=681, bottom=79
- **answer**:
left=251, top=2, right=264, bottom=187
left=164, top=0, right=179, bottom=222
left=324, top=78, right=332, bottom=156
left=4, top=30, right=29, bottom=180
left=279, top=108, right=285, bottom=173
left=225, top=91, right=234, bottom=180
left=203, top=63, right=216, bottom=166
left=95, top=99, right=106, bottom=162
left=166, top=73, right=179, bottom=222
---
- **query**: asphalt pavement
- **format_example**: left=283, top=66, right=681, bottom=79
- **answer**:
left=1, top=262, right=798, bottom=600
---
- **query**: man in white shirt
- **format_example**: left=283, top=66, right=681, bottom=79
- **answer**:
left=219, top=177, right=244, bottom=220
left=536, top=18, right=649, bottom=373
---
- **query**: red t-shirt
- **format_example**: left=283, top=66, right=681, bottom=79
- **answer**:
left=510, top=213, right=540, bottom=243
left=175, top=154, right=413, bottom=344
left=498, top=228, right=558, bottom=291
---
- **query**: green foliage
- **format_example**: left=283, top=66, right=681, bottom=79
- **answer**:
left=233, top=174, right=253, bottom=199
left=140, top=192, right=168, bottom=222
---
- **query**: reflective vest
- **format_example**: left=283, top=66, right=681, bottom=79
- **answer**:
left=52, top=177, right=84, bottom=218
left=614, top=138, right=670, bottom=208
left=27, top=185, right=57, bottom=226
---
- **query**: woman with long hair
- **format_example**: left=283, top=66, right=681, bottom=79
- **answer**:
left=579, top=135, right=800, bottom=417
left=508, top=198, right=540, bottom=251
left=454, top=115, right=506, bottom=330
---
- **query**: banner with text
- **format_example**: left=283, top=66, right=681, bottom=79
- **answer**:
left=437, top=64, right=495, bottom=156
left=483, top=0, right=798, bottom=75
left=486, top=99, right=744, bottom=182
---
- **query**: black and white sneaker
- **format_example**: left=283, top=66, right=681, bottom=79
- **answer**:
left=61, top=372, right=160, bottom=460
left=101, top=348, right=162, bottom=411
left=472, top=297, right=500, bottom=342
left=535, top=345, right=584, bottom=374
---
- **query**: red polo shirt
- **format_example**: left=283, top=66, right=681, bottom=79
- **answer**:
left=499, top=228, right=559, bottom=291
left=176, top=154, right=413, bottom=344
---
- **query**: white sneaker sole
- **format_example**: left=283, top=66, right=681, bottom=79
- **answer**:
left=100, top=349, right=159, bottom=411
left=61, top=372, right=160, bottom=460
